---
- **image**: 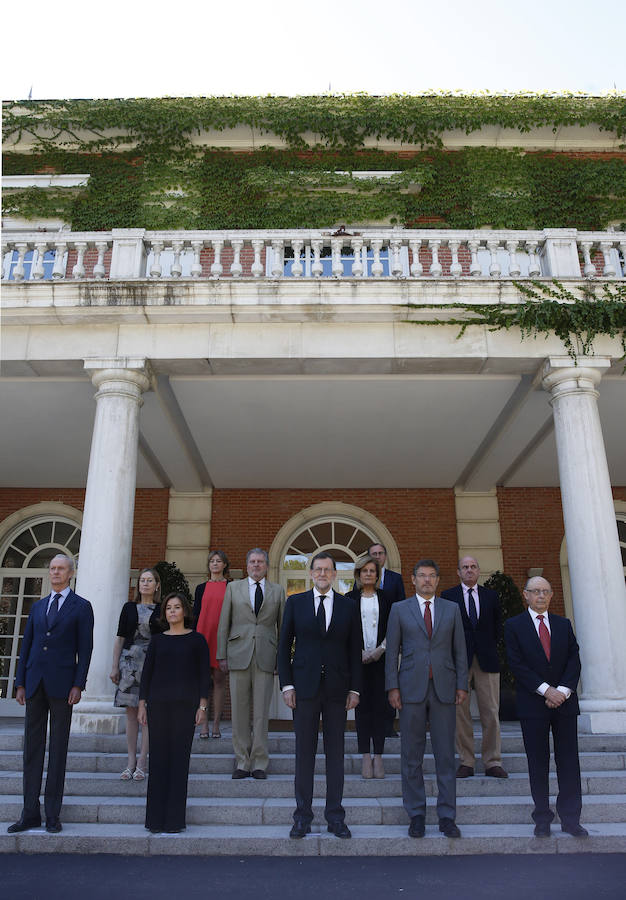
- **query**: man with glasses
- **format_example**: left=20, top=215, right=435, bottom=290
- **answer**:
left=385, top=559, right=468, bottom=839
left=504, top=576, right=587, bottom=838
left=278, top=552, right=361, bottom=839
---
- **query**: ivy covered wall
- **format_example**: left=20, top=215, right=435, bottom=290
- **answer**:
left=3, top=95, right=626, bottom=232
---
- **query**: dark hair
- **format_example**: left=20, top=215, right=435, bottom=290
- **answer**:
left=310, top=551, right=336, bottom=571
left=412, top=558, right=440, bottom=577
left=159, top=591, right=193, bottom=629
left=353, top=555, right=380, bottom=590
left=133, top=567, right=162, bottom=604
left=368, top=542, right=387, bottom=555
left=207, top=549, right=231, bottom=581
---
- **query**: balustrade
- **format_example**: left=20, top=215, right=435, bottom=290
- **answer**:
left=2, top=229, right=625, bottom=282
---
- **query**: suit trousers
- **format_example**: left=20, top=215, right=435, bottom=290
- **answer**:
left=355, top=657, right=387, bottom=755
left=399, top=681, right=456, bottom=821
left=145, top=700, right=196, bottom=831
left=520, top=711, right=582, bottom=827
left=292, top=681, right=347, bottom=825
left=229, top=650, right=274, bottom=772
left=23, top=681, right=73, bottom=821
left=455, top=657, right=501, bottom=769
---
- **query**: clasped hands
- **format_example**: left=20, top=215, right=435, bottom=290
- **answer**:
left=544, top=686, right=568, bottom=709
left=282, top=689, right=359, bottom=711
left=362, top=646, right=384, bottom=664
left=387, top=688, right=468, bottom=710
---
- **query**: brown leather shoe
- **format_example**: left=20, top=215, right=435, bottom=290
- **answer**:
left=485, top=765, right=508, bottom=779
left=456, top=764, right=474, bottom=778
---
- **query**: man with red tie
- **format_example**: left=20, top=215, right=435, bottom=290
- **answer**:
left=504, top=576, right=587, bottom=838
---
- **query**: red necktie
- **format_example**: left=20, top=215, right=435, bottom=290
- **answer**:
left=537, top=614, right=551, bottom=660
left=424, top=600, right=433, bottom=678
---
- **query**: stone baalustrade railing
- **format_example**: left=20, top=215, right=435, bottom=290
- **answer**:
left=2, top=227, right=625, bottom=282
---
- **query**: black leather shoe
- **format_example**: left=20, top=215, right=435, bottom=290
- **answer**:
left=438, top=818, right=461, bottom=838
left=45, top=818, right=62, bottom=833
left=408, top=815, right=425, bottom=838
left=232, top=769, right=251, bottom=779
left=534, top=822, right=551, bottom=837
left=561, top=823, right=589, bottom=837
left=251, top=769, right=267, bottom=780
left=8, top=817, right=41, bottom=834
left=485, top=765, right=508, bottom=779
left=289, top=821, right=311, bottom=839
left=327, top=822, right=352, bottom=838
left=456, top=765, right=474, bottom=778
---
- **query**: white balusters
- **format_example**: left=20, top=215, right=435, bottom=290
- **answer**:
left=210, top=240, right=223, bottom=278
left=230, top=239, right=243, bottom=277
left=170, top=241, right=184, bottom=278
left=429, top=240, right=442, bottom=276
left=191, top=241, right=203, bottom=278
left=72, top=242, right=87, bottom=279
left=580, top=241, right=596, bottom=278
left=94, top=241, right=107, bottom=279
left=289, top=239, right=304, bottom=276
left=150, top=241, right=163, bottom=278
left=469, top=239, right=482, bottom=277
left=487, top=240, right=501, bottom=277
left=311, top=239, right=324, bottom=277
left=351, top=238, right=364, bottom=277
left=32, top=242, right=48, bottom=280
left=409, top=240, right=423, bottom=277
left=390, top=237, right=404, bottom=277
left=51, top=241, right=67, bottom=279
left=331, top=238, right=344, bottom=277
left=448, top=240, right=462, bottom=278
left=506, top=239, right=521, bottom=277
left=270, top=240, right=284, bottom=278
left=11, top=243, right=28, bottom=281
left=251, top=239, right=264, bottom=277
left=370, top=239, right=384, bottom=276
left=600, top=241, right=617, bottom=277
left=526, top=240, right=541, bottom=277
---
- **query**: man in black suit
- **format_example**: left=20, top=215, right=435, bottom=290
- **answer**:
left=369, top=542, right=404, bottom=738
left=504, top=576, right=587, bottom=838
left=278, top=552, right=361, bottom=839
left=441, top=556, right=507, bottom=779
left=8, top=554, right=94, bottom=834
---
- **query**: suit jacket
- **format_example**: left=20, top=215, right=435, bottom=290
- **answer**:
left=16, top=589, right=94, bottom=699
left=385, top=595, right=468, bottom=704
left=345, top=587, right=391, bottom=650
left=440, top=584, right=501, bottom=672
left=216, top=577, right=285, bottom=672
left=379, top=568, right=405, bottom=605
left=504, top=610, right=580, bottom=719
left=278, top=590, right=362, bottom=701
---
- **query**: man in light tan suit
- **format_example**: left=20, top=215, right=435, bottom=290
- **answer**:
left=217, top=548, right=285, bottom=779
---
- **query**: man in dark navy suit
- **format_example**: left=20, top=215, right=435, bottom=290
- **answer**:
left=441, top=556, right=507, bottom=778
left=278, top=552, right=361, bottom=839
left=505, top=576, right=587, bottom=838
left=8, top=554, right=94, bottom=834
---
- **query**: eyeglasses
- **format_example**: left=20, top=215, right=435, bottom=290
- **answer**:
left=526, top=588, right=551, bottom=596
left=312, top=567, right=334, bottom=575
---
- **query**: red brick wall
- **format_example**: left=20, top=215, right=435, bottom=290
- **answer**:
left=210, top=488, right=458, bottom=597
left=0, top=487, right=169, bottom=569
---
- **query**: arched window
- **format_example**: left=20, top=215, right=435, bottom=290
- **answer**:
left=0, top=517, right=81, bottom=707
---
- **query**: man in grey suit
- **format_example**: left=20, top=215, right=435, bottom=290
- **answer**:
left=386, top=559, right=468, bottom=839
left=217, top=548, right=285, bottom=779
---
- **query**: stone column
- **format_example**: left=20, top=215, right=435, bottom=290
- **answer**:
left=542, top=357, right=626, bottom=733
left=74, top=358, right=151, bottom=732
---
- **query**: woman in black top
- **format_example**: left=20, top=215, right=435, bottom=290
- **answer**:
left=138, top=592, right=210, bottom=834
left=110, top=567, right=162, bottom=781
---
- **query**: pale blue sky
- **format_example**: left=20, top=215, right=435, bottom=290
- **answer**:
left=2, top=0, right=625, bottom=100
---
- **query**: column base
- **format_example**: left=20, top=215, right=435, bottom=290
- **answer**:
left=578, top=701, right=626, bottom=734
left=70, top=701, right=126, bottom=734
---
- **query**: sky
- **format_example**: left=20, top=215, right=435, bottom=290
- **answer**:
left=2, top=0, right=626, bottom=100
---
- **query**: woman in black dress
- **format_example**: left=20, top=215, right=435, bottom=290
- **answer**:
left=345, top=555, right=391, bottom=779
left=138, top=592, right=210, bottom=833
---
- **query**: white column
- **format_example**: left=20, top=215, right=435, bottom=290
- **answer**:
left=542, top=357, right=626, bottom=733
left=74, top=358, right=151, bottom=732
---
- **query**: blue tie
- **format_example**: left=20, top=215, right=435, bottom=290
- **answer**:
left=47, top=593, right=62, bottom=629
left=467, top=588, right=478, bottom=629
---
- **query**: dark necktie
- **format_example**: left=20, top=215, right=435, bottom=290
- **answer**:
left=424, top=600, right=433, bottom=678
left=317, top=595, right=327, bottom=634
left=254, top=582, right=263, bottom=616
left=47, top=593, right=62, bottom=629
left=467, top=588, right=478, bottom=629
left=537, top=615, right=551, bottom=660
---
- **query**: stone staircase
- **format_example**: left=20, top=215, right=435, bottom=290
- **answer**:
left=1, top=722, right=625, bottom=856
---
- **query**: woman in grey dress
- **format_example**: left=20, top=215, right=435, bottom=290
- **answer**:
left=110, top=567, right=162, bottom=781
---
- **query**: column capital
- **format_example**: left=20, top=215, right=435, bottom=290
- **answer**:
left=84, top=357, right=152, bottom=396
left=541, top=356, right=611, bottom=400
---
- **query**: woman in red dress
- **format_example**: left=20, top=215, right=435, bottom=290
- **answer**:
left=194, top=550, right=230, bottom=738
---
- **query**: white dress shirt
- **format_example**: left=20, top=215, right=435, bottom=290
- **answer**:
left=248, top=576, right=266, bottom=611
left=313, top=588, right=334, bottom=631
left=359, top=592, right=379, bottom=651
left=416, top=593, right=435, bottom=627
left=47, top=585, right=71, bottom=614
left=462, top=582, right=480, bottom=618
left=527, top=608, right=572, bottom=699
